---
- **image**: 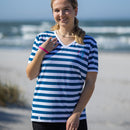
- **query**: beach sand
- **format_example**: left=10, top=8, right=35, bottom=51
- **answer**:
left=0, top=49, right=130, bottom=130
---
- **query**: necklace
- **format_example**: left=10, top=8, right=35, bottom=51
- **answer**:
left=57, top=30, right=75, bottom=38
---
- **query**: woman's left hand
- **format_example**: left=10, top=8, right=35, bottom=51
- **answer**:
left=66, top=113, right=80, bottom=130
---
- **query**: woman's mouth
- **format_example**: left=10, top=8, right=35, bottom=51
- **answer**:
left=59, top=18, right=67, bottom=23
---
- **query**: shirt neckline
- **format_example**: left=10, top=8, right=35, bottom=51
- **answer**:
left=54, top=31, right=76, bottom=47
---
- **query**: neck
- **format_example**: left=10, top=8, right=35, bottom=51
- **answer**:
left=58, top=27, right=74, bottom=38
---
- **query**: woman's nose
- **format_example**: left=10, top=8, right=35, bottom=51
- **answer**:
left=59, top=10, right=65, bottom=16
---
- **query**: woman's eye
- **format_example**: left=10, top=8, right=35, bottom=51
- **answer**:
left=54, top=9, right=59, bottom=12
left=65, top=8, right=69, bottom=11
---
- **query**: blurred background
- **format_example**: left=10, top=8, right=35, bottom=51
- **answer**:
left=0, top=0, right=130, bottom=130
left=0, top=0, right=130, bottom=51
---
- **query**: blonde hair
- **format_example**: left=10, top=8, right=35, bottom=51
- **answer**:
left=51, top=0, right=85, bottom=44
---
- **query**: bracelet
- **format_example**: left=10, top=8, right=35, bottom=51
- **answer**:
left=39, top=46, right=49, bottom=54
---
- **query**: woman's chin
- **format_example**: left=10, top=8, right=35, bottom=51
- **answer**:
left=59, top=22, right=69, bottom=27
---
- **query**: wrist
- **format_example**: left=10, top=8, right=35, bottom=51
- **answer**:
left=37, top=48, right=46, bottom=56
left=39, top=46, right=49, bottom=54
left=72, top=111, right=81, bottom=118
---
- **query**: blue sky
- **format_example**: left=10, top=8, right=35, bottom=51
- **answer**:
left=0, top=0, right=130, bottom=21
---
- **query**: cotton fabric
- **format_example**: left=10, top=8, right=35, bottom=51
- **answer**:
left=28, top=31, right=98, bottom=123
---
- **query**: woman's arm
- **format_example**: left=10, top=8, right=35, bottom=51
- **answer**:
left=26, top=49, right=46, bottom=80
left=66, top=72, right=98, bottom=130
left=26, top=37, right=58, bottom=80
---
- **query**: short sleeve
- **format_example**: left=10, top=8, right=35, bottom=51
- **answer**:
left=88, top=39, right=98, bottom=72
left=28, top=35, right=40, bottom=64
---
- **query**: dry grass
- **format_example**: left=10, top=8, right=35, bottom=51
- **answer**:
left=0, top=82, right=26, bottom=107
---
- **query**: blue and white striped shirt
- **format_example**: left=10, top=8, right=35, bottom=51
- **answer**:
left=28, top=31, right=98, bottom=123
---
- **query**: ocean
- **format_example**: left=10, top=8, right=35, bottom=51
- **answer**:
left=0, top=20, right=130, bottom=52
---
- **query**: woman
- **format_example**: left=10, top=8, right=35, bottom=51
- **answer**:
left=26, top=0, right=98, bottom=130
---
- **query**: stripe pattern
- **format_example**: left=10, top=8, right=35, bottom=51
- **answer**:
left=28, top=31, right=98, bottom=122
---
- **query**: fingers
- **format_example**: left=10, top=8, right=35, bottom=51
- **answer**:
left=46, top=37, right=57, bottom=45
left=49, top=38, right=58, bottom=48
left=46, top=37, right=52, bottom=43
left=66, top=116, right=79, bottom=130
left=40, top=37, right=58, bottom=53
left=47, top=37, right=57, bottom=43
left=66, top=122, right=78, bottom=130
left=51, top=37, right=57, bottom=42
left=66, top=122, right=71, bottom=130
left=69, top=125, right=78, bottom=130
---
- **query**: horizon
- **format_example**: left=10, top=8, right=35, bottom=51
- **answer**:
left=0, top=0, right=130, bottom=22
left=1, top=18, right=130, bottom=23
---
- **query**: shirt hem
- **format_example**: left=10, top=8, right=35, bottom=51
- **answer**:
left=31, top=117, right=86, bottom=123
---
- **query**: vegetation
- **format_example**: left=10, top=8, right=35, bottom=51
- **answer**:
left=0, top=82, right=26, bottom=107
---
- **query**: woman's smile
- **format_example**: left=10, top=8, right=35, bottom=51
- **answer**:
left=52, top=0, right=77, bottom=28
left=59, top=17, right=68, bottom=23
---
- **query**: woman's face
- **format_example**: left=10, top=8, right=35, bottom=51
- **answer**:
left=52, top=0, right=77, bottom=29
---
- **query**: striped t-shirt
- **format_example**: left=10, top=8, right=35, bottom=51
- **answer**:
left=28, top=31, right=98, bottom=123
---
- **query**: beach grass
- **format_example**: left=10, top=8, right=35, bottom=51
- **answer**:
left=0, top=81, right=26, bottom=107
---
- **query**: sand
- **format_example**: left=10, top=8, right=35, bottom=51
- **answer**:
left=0, top=49, right=130, bottom=130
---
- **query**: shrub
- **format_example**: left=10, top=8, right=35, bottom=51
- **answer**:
left=0, top=82, right=26, bottom=107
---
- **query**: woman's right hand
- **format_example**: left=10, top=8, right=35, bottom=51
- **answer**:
left=26, top=37, right=58, bottom=80
left=40, top=37, right=58, bottom=53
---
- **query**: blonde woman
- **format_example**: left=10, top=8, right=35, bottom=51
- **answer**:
left=26, top=0, right=98, bottom=130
